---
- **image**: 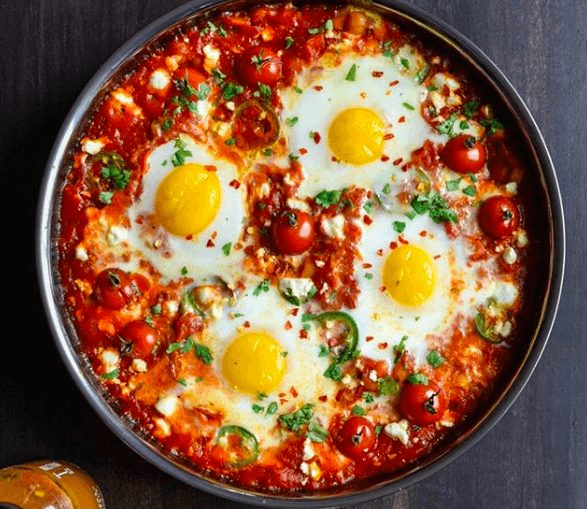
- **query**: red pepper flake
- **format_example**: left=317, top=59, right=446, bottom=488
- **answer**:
left=279, top=392, right=287, bottom=398
left=366, top=336, right=374, bottom=342
left=211, top=231, right=218, bottom=240
left=363, top=215, right=373, bottom=225
left=229, top=179, right=241, bottom=189
left=314, top=85, right=323, bottom=91
left=367, top=190, right=373, bottom=199
left=389, top=80, right=399, bottom=87
left=234, top=242, right=243, bottom=251
left=372, top=71, right=384, bottom=78
left=384, top=133, right=395, bottom=140
left=186, top=234, right=193, bottom=240
left=289, top=386, right=298, bottom=398
left=328, top=338, right=338, bottom=347
left=284, top=320, right=293, bottom=330
left=401, top=163, right=410, bottom=172
left=398, top=235, right=409, bottom=245
left=331, top=156, right=339, bottom=162
left=381, top=155, right=390, bottom=162
left=420, top=230, right=428, bottom=237
left=363, top=263, right=373, bottom=269
left=243, top=320, right=251, bottom=328
left=299, top=147, right=308, bottom=155
left=318, top=395, right=328, bottom=402
left=398, top=116, right=406, bottom=123
left=378, top=342, right=388, bottom=350
left=376, top=248, right=384, bottom=256
left=360, top=92, right=367, bottom=99
left=389, top=241, right=398, bottom=249
left=299, top=329, right=308, bottom=339
left=434, top=254, right=441, bottom=259
left=290, top=308, right=299, bottom=316
left=379, top=285, right=386, bottom=292
left=312, top=132, right=321, bottom=144
left=393, top=157, right=403, bottom=166
left=205, top=165, right=217, bottom=172
left=206, top=239, right=215, bottom=247
left=280, top=398, right=288, bottom=405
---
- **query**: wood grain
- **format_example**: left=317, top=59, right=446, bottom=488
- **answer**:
left=0, top=1, right=585, bottom=507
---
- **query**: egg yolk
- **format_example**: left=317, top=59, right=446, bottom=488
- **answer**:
left=222, top=331, right=286, bottom=394
left=328, top=107, right=385, bottom=165
left=155, top=163, right=221, bottom=237
left=383, top=245, right=436, bottom=306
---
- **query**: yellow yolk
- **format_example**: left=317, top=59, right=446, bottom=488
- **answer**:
left=222, top=331, right=286, bottom=394
left=155, top=163, right=221, bottom=237
left=328, top=107, right=385, bottom=165
left=383, top=245, right=436, bottom=306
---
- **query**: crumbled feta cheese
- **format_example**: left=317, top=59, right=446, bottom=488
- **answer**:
left=107, top=225, right=128, bottom=246
left=203, top=44, right=220, bottom=73
left=300, top=462, right=310, bottom=475
left=149, top=69, right=170, bottom=90
left=341, top=374, right=353, bottom=386
left=517, top=231, right=529, bottom=248
left=259, top=182, right=271, bottom=198
left=81, top=139, right=104, bottom=155
left=283, top=173, right=295, bottom=186
left=132, top=358, right=147, bottom=373
left=286, top=198, right=311, bottom=212
left=429, top=91, right=446, bottom=111
left=493, top=281, right=519, bottom=307
left=383, top=419, right=410, bottom=445
left=314, top=259, right=325, bottom=268
left=155, top=395, right=178, bottom=417
left=165, top=55, right=180, bottom=71
left=505, top=181, right=518, bottom=195
left=500, top=321, right=512, bottom=337
left=112, top=89, right=134, bottom=105
left=432, top=72, right=461, bottom=92
left=224, top=101, right=235, bottom=112
left=214, top=121, right=230, bottom=137
left=302, top=438, right=315, bottom=461
left=165, top=300, right=179, bottom=316
left=502, top=246, right=518, bottom=265
left=320, top=214, right=345, bottom=239
left=100, top=349, right=119, bottom=372
left=368, top=370, right=378, bottom=382
left=75, top=245, right=89, bottom=262
left=278, top=278, right=316, bottom=302
left=153, top=418, right=171, bottom=437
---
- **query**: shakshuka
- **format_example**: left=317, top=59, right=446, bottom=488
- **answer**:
left=58, top=2, right=537, bottom=493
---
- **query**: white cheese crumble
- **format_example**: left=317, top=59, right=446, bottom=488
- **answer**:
left=302, top=438, right=315, bottom=461
left=505, top=181, right=518, bottom=195
left=502, top=246, right=518, bottom=265
left=132, top=358, right=147, bottom=373
left=100, top=349, right=119, bottom=373
left=81, top=139, right=104, bottom=155
left=153, top=418, right=171, bottom=437
left=155, top=395, right=178, bottom=417
left=517, top=231, right=529, bottom=248
left=320, top=214, right=345, bottom=239
left=75, top=245, right=89, bottom=262
left=300, top=462, right=309, bottom=475
left=112, top=89, right=134, bottom=105
left=203, top=44, right=220, bottom=73
left=149, top=69, right=170, bottom=90
left=107, top=225, right=128, bottom=246
left=286, top=198, right=311, bottom=212
left=493, top=281, right=519, bottom=307
left=165, top=300, right=179, bottom=316
left=383, top=419, right=410, bottom=445
left=278, top=278, right=316, bottom=302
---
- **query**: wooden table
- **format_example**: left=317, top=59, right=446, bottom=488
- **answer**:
left=1, top=1, right=585, bottom=507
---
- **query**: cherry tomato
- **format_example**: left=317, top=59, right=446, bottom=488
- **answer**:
left=176, top=67, right=207, bottom=90
left=478, top=195, right=520, bottom=239
left=101, top=97, right=140, bottom=132
left=237, top=47, right=282, bottom=87
left=440, top=134, right=487, bottom=174
left=95, top=269, right=136, bottom=310
left=271, top=210, right=316, bottom=255
left=119, top=320, right=157, bottom=358
left=398, top=381, right=446, bottom=426
left=336, top=416, right=376, bottom=460
left=233, top=100, right=280, bottom=150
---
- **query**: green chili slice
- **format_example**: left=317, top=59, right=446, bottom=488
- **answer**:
left=474, top=312, right=502, bottom=344
left=216, top=425, right=260, bottom=467
left=312, top=311, right=359, bottom=362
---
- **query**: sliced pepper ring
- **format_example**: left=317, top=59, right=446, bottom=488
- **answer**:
left=312, top=311, right=359, bottom=362
left=216, top=425, right=260, bottom=467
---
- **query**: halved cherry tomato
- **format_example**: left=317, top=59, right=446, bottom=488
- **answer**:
left=398, top=381, right=446, bottom=426
left=271, top=210, right=316, bottom=255
left=95, top=269, right=137, bottom=310
left=237, top=47, right=282, bottom=87
left=440, top=134, right=487, bottom=174
left=478, top=195, right=520, bottom=238
left=101, top=96, right=141, bottom=132
left=175, top=67, right=206, bottom=90
left=336, top=416, right=376, bottom=460
left=119, top=320, right=157, bottom=357
left=233, top=100, right=280, bottom=150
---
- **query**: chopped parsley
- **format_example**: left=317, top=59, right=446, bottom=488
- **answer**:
left=253, top=279, right=270, bottom=296
left=323, top=363, right=343, bottom=381
left=318, top=344, right=330, bottom=358
left=143, top=315, right=154, bottom=328
left=293, top=86, right=304, bottom=94
left=279, top=403, right=314, bottom=431
left=263, top=148, right=272, bottom=157
left=221, top=242, right=231, bottom=256
left=177, top=378, right=187, bottom=386
left=351, top=405, right=366, bottom=416
left=101, top=368, right=119, bottom=380
left=307, top=421, right=329, bottom=443
left=378, top=377, right=399, bottom=396
left=459, top=120, right=470, bottom=130
left=426, top=350, right=446, bottom=368
left=180, top=266, right=188, bottom=276
left=162, top=117, right=173, bottom=131
left=252, top=404, right=264, bottom=414
left=364, top=392, right=375, bottom=404
left=266, top=401, right=278, bottom=416
left=415, top=64, right=430, bottom=84
left=463, top=100, right=479, bottom=118
left=393, top=335, right=408, bottom=364
left=194, top=343, right=213, bottom=365
left=480, top=118, right=504, bottom=135
left=221, top=82, right=244, bottom=101
left=402, top=102, right=415, bottom=111
left=407, top=373, right=429, bottom=385
left=99, top=191, right=113, bottom=205
left=151, top=304, right=162, bottom=315
left=224, top=137, right=236, bottom=146
left=382, top=183, right=391, bottom=195
left=462, top=185, right=477, bottom=197
left=446, top=178, right=462, bottom=192
left=345, top=63, right=357, bottom=81
left=211, top=68, right=226, bottom=84
left=101, top=165, right=130, bottom=190
left=437, top=112, right=458, bottom=136
left=286, top=116, right=299, bottom=127
left=393, top=221, right=406, bottom=233
left=257, top=83, right=272, bottom=100
left=411, top=192, right=458, bottom=224
left=364, top=201, right=373, bottom=214
left=285, top=36, right=295, bottom=49
left=308, top=19, right=333, bottom=35
left=201, top=20, right=227, bottom=37
left=364, top=273, right=374, bottom=280
left=258, top=392, right=268, bottom=400
left=171, top=137, right=193, bottom=167
left=400, top=57, right=410, bottom=69
left=314, top=189, right=343, bottom=207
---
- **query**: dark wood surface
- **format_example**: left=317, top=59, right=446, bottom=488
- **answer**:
left=1, top=0, right=585, bottom=507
